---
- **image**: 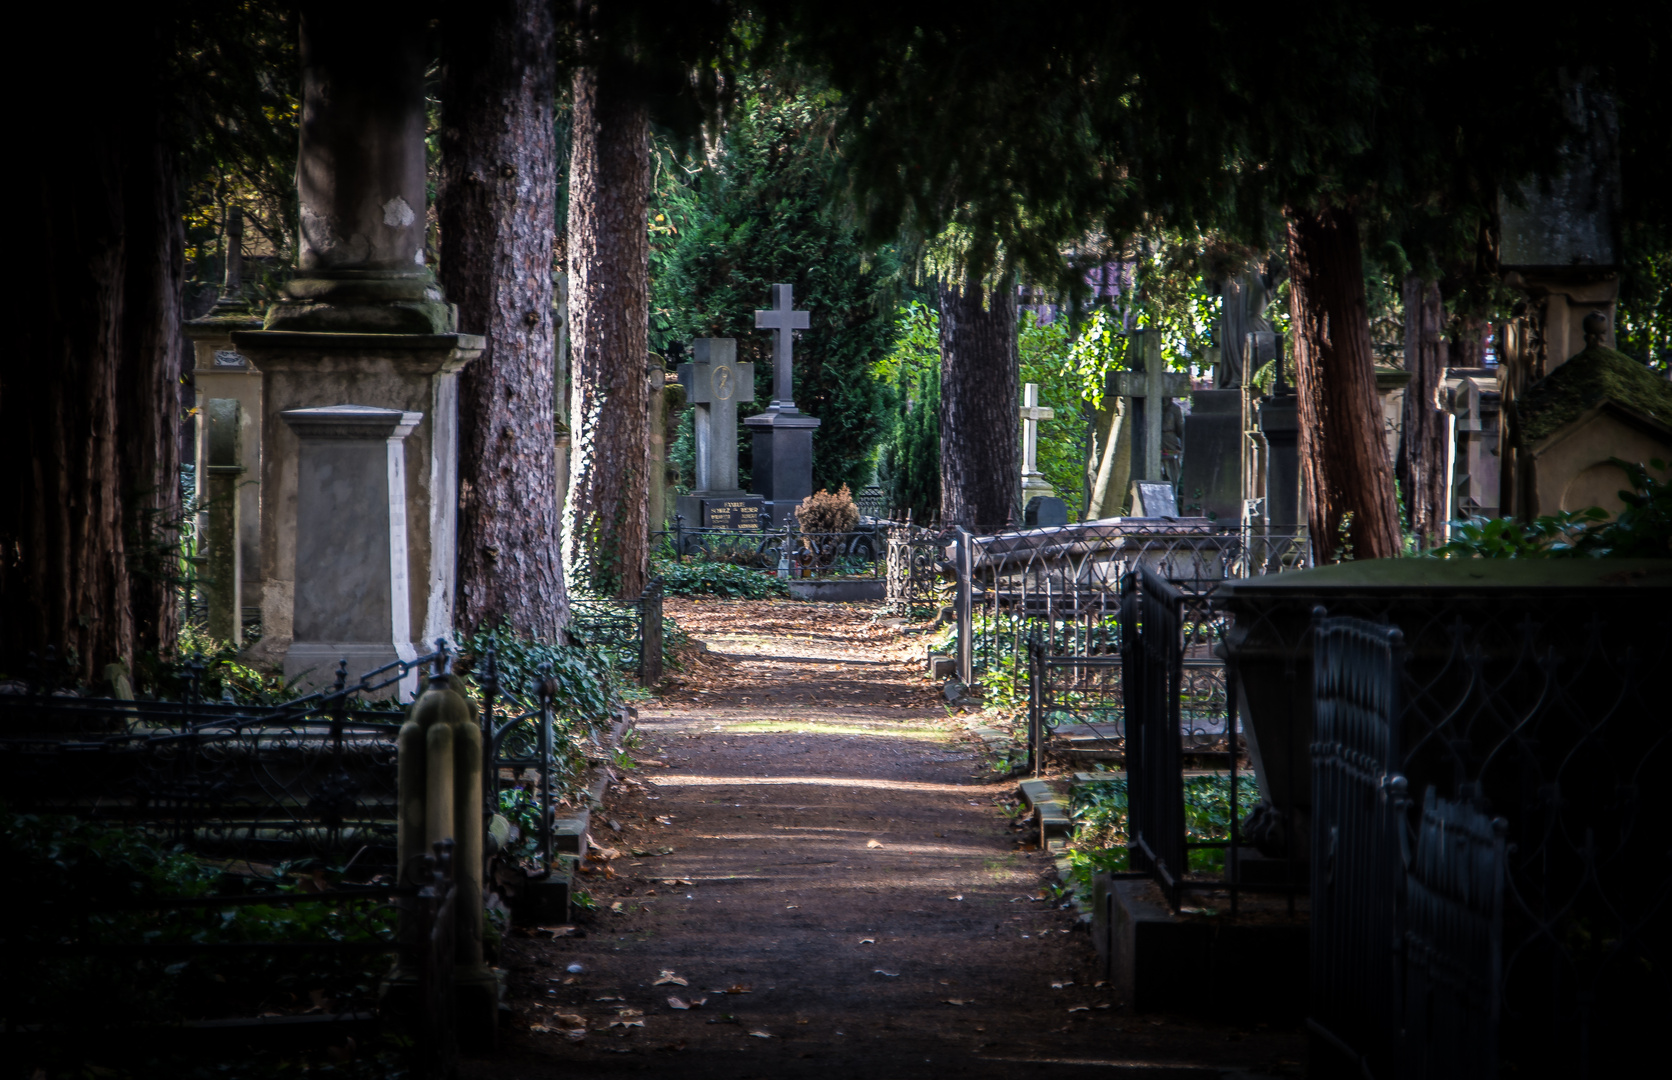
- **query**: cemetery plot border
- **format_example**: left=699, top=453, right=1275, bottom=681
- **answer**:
left=569, top=578, right=664, bottom=686
left=662, top=523, right=888, bottom=578
left=1305, top=603, right=1670, bottom=1078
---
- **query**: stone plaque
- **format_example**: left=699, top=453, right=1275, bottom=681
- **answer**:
left=703, top=497, right=764, bottom=530
left=214, top=349, right=248, bottom=367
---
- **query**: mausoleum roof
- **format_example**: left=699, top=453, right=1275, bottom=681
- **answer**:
left=1516, top=344, right=1672, bottom=445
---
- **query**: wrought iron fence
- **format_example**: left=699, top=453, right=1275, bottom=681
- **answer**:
left=1026, top=567, right=1280, bottom=916
left=567, top=578, right=663, bottom=685
left=885, top=525, right=950, bottom=614
left=9, top=830, right=458, bottom=1077
left=662, top=521, right=887, bottom=579
left=956, top=521, right=1311, bottom=683
left=1306, top=605, right=1668, bottom=1078
left=0, top=648, right=443, bottom=875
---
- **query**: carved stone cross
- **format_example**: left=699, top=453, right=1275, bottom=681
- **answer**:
left=1020, top=382, right=1056, bottom=496
left=754, top=283, right=811, bottom=412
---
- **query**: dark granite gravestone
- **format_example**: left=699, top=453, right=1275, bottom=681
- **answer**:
left=745, top=284, right=821, bottom=524
left=1128, top=481, right=1179, bottom=518
left=1024, top=495, right=1069, bottom=528
left=675, top=338, right=763, bottom=532
left=1177, top=388, right=1241, bottom=521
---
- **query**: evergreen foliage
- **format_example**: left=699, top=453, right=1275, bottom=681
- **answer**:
left=875, top=301, right=940, bottom=522
left=652, top=89, right=900, bottom=495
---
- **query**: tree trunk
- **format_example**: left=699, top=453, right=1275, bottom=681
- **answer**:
left=1397, top=276, right=1449, bottom=549
left=118, top=134, right=186, bottom=660
left=1284, top=205, right=1402, bottom=560
left=565, top=64, right=651, bottom=599
left=439, top=0, right=568, bottom=637
left=939, top=277, right=1019, bottom=533
left=1084, top=398, right=1130, bottom=520
left=5, top=133, right=134, bottom=686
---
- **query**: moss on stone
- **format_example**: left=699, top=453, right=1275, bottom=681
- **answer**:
left=1516, top=344, right=1672, bottom=445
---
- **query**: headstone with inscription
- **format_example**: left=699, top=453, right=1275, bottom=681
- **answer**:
left=745, top=284, right=821, bottom=525
left=676, top=338, right=763, bottom=532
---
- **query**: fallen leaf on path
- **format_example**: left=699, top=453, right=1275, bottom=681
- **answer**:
left=874, top=969, right=900, bottom=977
left=947, top=894, right=963, bottom=901
left=667, top=996, right=689, bottom=1009
left=609, top=901, right=625, bottom=913
left=594, top=996, right=624, bottom=1002
left=944, top=999, right=973, bottom=1006
left=748, top=1030, right=773, bottom=1039
left=661, top=878, right=695, bottom=886
left=866, top=839, right=884, bottom=848
left=653, top=970, right=689, bottom=986
left=1052, top=981, right=1074, bottom=989
left=610, top=1008, right=646, bottom=1028
left=1068, top=1006, right=1090, bottom=1013
left=858, top=937, right=875, bottom=945
left=532, top=925, right=579, bottom=938
left=721, top=984, right=752, bottom=994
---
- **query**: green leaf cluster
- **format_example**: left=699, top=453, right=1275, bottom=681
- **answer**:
left=876, top=301, right=941, bottom=522
left=1430, top=459, right=1671, bottom=559
left=651, top=556, right=790, bottom=599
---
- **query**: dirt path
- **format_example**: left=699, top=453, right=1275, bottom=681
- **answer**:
left=467, top=600, right=1304, bottom=1079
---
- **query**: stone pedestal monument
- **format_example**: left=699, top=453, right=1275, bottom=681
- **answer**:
left=202, top=400, right=245, bottom=646
left=230, top=8, right=481, bottom=668
left=746, top=284, right=820, bottom=525
left=1112, top=329, right=1190, bottom=511
left=280, top=406, right=423, bottom=697
left=676, top=338, right=763, bottom=530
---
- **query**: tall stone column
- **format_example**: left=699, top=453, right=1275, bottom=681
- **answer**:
left=234, top=6, right=481, bottom=669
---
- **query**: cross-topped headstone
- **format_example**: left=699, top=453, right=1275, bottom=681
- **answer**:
left=677, top=338, right=753, bottom=494
left=755, top=283, right=811, bottom=412
left=1020, top=382, right=1056, bottom=500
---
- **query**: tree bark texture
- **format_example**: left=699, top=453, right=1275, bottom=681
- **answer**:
left=439, top=0, right=568, bottom=637
left=1397, top=276, right=1449, bottom=549
left=118, top=135, right=186, bottom=659
left=1284, top=206, right=1402, bottom=560
left=4, top=26, right=184, bottom=685
left=939, top=278, right=1020, bottom=533
left=565, top=65, right=651, bottom=599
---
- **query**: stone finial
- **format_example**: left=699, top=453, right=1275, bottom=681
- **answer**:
left=1583, top=310, right=1609, bottom=348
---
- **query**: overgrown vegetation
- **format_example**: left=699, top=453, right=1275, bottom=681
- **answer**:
left=1432, top=459, right=1671, bottom=558
left=7, top=809, right=407, bottom=1075
left=651, top=555, right=790, bottom=599
left=1064, top=773, right=1264, bottom=890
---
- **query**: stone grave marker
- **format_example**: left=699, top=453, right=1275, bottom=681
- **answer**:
left=676, top=338, right=763, bottom=531
left=1020, top=382, right=1056, bottom=502
left=203, top=399, right=244, bottom=645
left=280, top=405, right=422, bottom=699
left=1128, top=480, right=1180, bottom=518
left=745, top=284, right=821, bottom=525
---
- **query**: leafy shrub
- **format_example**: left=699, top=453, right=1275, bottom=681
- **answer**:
left=1065, top=772, right=1264, bottom=889
left=1430, top=458, right=1670, bottom=559
left=796, top=484, right=860, bottom=534
left=652, top=556, right=789, bottom=599
left=457, top=622, right=614, bottom=724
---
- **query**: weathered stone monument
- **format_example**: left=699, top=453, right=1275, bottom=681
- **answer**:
left=1112, top=329, right=1190, bottom=512
left=1020, top=382, right=1056, bottom=502
left=230, top=9, right=481, bottom=667
left=202, top=399, right=245, bottom=645
left=746, top=284, right=820, bottom=525
left=185, top=219, right=265, bottom=628
left=676, top=338, right=763, bottom=530
left=1442, top=368, right=1502, bottom=520
left=1178, top=381, right=1242, bottom=522
left=280, top=406, right=423, bottom=698
left=1242, top=331, right=1304, bottom=562
left=1505, top=312, right=1672, bottom=516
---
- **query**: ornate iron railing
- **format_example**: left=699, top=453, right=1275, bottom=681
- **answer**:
left=567, top=577, right=663, bottom=685
left=1306, top=604, right=1666, bottom=1078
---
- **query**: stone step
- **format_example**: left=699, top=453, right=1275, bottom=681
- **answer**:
left=1018, top=778, right=1072, bottom=845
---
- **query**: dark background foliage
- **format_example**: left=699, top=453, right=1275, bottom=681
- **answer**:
left=652, top=90, right=900, bottom=495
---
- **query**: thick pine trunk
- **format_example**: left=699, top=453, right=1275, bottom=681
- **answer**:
left=118, top=135, right=186, bottom=659
left=1397, top=276, right=1449, bottom=549
left=5, top=133, right=135, bottom=685
left=939, top=277, right=1019, bottom=533
left=439, top=0, right=568, bottom=637
left=565, top=65, right=651, bottom=599
left=1285, top=205, right=1402, bottom=560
